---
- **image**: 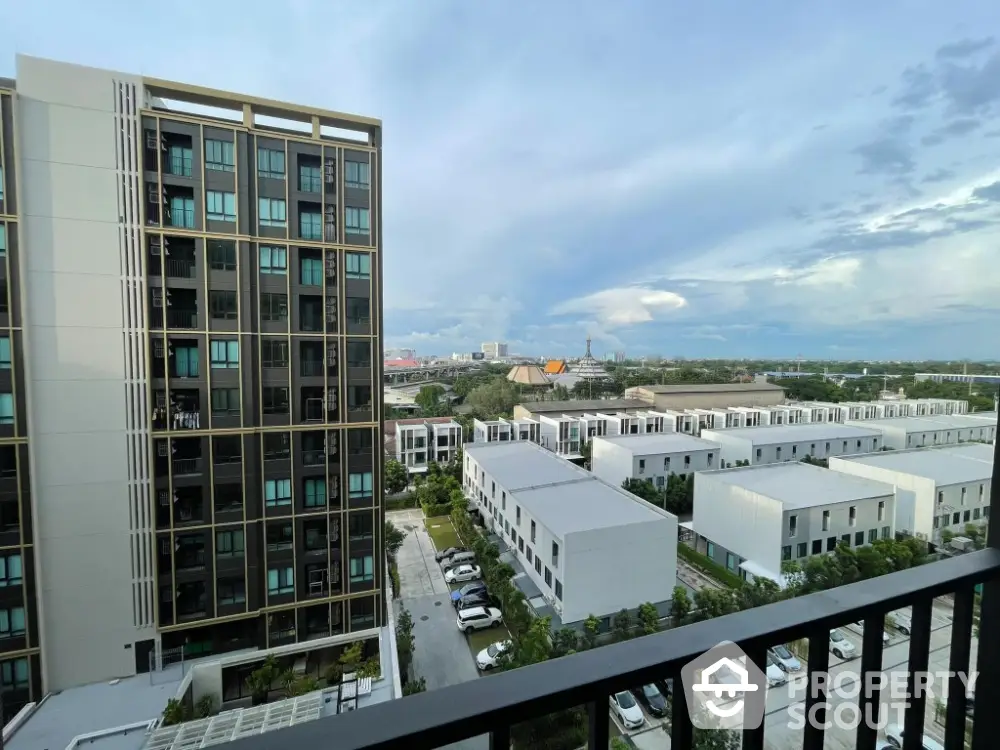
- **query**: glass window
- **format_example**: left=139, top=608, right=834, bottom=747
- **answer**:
left=169, top=197, right=195, bottom=228
left=262, top=387, right=290, bottom=414
left=304, top=478, right=326, bottom=508
left=347, top=341, right=371, bottom=367
left=218, top=578, right=246, bottom=605
left=345, top=207, right=370, bottom=235
left=0, top=394, right=12, bottom=425
left=168, top=145, right=193, bottom=177
left=0, top=554, right=22, bottom=586
left=299, top=164, right=321, bottom=193
left=258, top=198, right=287, bottom=227
left=345, top=160, right=370, bottom=188
left=0, top=607, right=25, bottom=638
left=210, top=388, right=240, bottom=416
left=300, top=257, right=323, bottom=286
left=349, top=554, right=374, bottom=583
left=209, top=290, right=237, bottom=320
left=299, top=211, right=322, bottom=240
left=345, top=252, right=371, bottom=279
left=216, top=529, right=244, bottom=556
left=206, top=191, right=236, bottom=222
left=348, top=472, right=374, bottom=500
left=0, top=168, right=4, bottom=201
left=208, top=239, right=236, bottom=270
left=0, top=338, right=10, bottom=370
left=267, top=566, right=294, bottom=594
left=173, top=346, right=199, bottom=378
left=261, top=293, right=288, bottom=322
left=0, top=658, right=28, bottom=690
left=258, top=148, right=286, bottom=179
left=0, top=225, right=5, bottom=258
left=209, top=340, right=239, bottom=369
left=205, top=140, right=235, bottom=171
left=259, top=245, right=287, bottom=275
left=260, top=339, right=288, bottom=368
left=265, top=478, right=292, bottom=507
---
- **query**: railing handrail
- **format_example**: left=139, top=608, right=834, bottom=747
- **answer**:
left=224, top=547, right=1000, bottom=750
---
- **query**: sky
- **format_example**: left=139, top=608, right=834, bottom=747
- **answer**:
left=6, top=1, right=1000, bottom=360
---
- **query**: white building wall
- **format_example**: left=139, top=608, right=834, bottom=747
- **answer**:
left=693, top=474, right=784, bottom=575
left=849, top=421, right=997, bottom=450
left=589, top=440, right=635, bottom=488
left=700, top=429, right=882, bottom=466
left=17, top=55, right=157, bottom=689
left=780, top=494, right=895, bottom=564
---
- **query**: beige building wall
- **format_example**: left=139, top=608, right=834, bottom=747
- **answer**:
left=626, top=387, right=785, bottom=411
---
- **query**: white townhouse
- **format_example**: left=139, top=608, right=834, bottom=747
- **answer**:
left=590, top=433, right=722, bottom=489
left=699, top=423, right=884, bottom=466
left=845, top=414, right=997, bottom=450
left=395, top=419, right=463, bottom=474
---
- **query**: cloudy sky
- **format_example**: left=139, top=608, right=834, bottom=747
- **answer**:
left=7, top=2, right=1000, bottom=360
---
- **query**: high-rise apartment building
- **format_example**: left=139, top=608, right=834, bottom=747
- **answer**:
left=2, top=55, right=384, bottom=706
left=480, top=341, right=508, bottom=359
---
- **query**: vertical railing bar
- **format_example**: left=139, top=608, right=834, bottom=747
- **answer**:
left=670, top=671, right=693, bottom=750
left=855, top=614, right=886, bottom=750
left=587, top=698, right=609, bottom=750
left=902, top=598, right=933, bottom=750
left=802, top=628, right=830, bottom=750
left=741, top=645, right=766, bottom=750
left=944, top=585, right=975, bottom=750
left=488, top=724, right=510, bottom=750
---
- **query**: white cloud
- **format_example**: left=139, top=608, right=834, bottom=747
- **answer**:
left=550, top=287, right=688, bottom=327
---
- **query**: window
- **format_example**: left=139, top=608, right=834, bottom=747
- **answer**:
left=261, top=293, right=288, bottom=322
left=638, top=458, right=645, bottom=474
left=869, top=529, right=878, bottom=543
left=205, top=139, right=234, bottom=171
left=848, top=506, right=857, bottom=527
left=218, top=578, right=246, bottom=605
left=351, top=596, right=375, bottom=628
left=518, top=537, right=524, bottom=553
left=347, top=385, right=372, bottom=410
left=938, top=491, right=944, bottom=505
left=258, top=148, right=285, bottom=179
left=168, top=145, right=193, bottom=177
left=262, top=387, right=289, bottom=414
left=304, top=478, right=326, bottom=508
left=881, top=526, right=891, bottom=539
left=555, top=580, right=563, bottom=600
left=755, top=448, right=762, bottom=460
left=258, top=198, right=287, bottom=227
left=169, top=196, right=195, bottom=228
left=0, top=226, right=5, bottom=259
left=797, top=542, right=807, bottom=558
left=345, top=252, right=371, bottom=279
left=726, top=553, right=737, bottom=572
left=209, top=239, right=236, bottom=270
left=261, top=339, right=288, bottom=368
left=0, top=554, right=21, bottom=586
left=349, top=513, right=373, bottom=541
left=822, top=510, right=830, bottom=531
left=788, top=514, right=797, bottom=537
left=300, top=211, right=322, bottom=240
left=961, top=487, right=967, bottom=505
left=544, top=567, right=552, bottom=587
left=0, top=607, right=25, bottom=639
left=211, top=388, right=240, bottom=416
left=552, top=542, right=559, bottom=567
left=534, top=557, right=542, bottom=575
left=527, top=547, right=533, bottom=563
left=0, top=338, right=9, bottom=370
left=263, top=432, right=290, bottom=460
left=347, top=341, right=371, bottom=367
left=0, top=170, right=3, bottom=201
left=782, top=545, right=792, bottom=561
left=349, top=472, right=374, bottom=500
left=260, top=246, right=288, bottom=274
left=173, top=346, right=199, bottom=377
left=267, top=523, right=293, bottom=551
left=216, top=529, right=244, bottom=557
left=206, top=191, right=236, bottom=222
left=210, top=340, right=239, bottom=368
left=300, top=257, right=323, bottom=286
left=345, top=160, right=370, bottom=188
left=299, top=164, right=321, bottom=193
left=267, top=567, right=294, bottom=595
left=878, top=501, right=886, bottom=522
left=210, top=290, right=238, bottom=320
left=827, top=537, right=837, bottom=552
left=349, top=555, right=374, bottom=583
left=812, top=540, right=822, bottom=554
left=0, top=395, right=13, bottom=425
left=516, top=506, right=521, bottom=526
left=0, top=659, right=28, bottom=691
left=265, top=479, right=292, bottom=507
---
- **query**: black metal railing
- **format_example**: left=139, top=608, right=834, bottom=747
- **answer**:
left=166, top=258, right=196, bottom=279
left=166, top=309, right=198, bottom=329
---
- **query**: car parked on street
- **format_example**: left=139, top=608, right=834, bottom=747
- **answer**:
left=456, top=605, right=503, bottom=633
left=634, top=683, right=669, bottom=717
left=441, top=550, right=476, bottom=567
left=435, top=546, right=468, bottom=563
left=769, top=644, right=802, bottom=672
left=852, top=620, right=890, bottom=644
left=444, top=564, right=482, bottom=584
left=883, top=723, right=945, bottom=750
left=765, top=654, right=788, bottom=686
left=829, top=628, right=856, bottom=659
left=610, top=691, right=645, bottom=730
left=891, top=610, right=912, bottom=635
left=456, top=591, right=491, bottom=610
left=475, top=640, right=511, bottom=671
left=452, top=581, right=488, bottom=607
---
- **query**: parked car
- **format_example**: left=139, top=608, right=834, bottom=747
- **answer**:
left=829, top=628, right=856, bottom=659
left=634, top=683, right=669, bottom=717
left=853, top=620, right=890, bottom=644
left=444, top=564, right=482, bottom=584
left=765, top=654, right=788, bottom=686
left=610, top=691, right=645, bottom=730
left=456, top=606, right=503, bottom=633
left=441, top=550, right=476, bottom=567
left=475, top=640, right=511, bottom=671
left=656, top=678, right=674, bottom=699
left=435, top=546, right=468, bottom=563
left=892, top=610, right=912, bottom=635
left=456, top=591, right=491, bottom=610
left=884, top=723, right=945, bottom=750
left=768, top=644, right=802, bottom=672
left=452, top=581, right=488, bottom=607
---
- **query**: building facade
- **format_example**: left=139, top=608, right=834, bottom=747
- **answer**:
left=590, top=433, right=721, bottom=489
left=845, top=414, right=997, bottom=450
left=394, top=419, right=462, bottom=473
left=480, top=342, right=508, bottom=359
left=624, top=382, right=786, bottom=411
left=699, top=424, right=884, bottom=466
left=10, top=55, right=385, bottom=693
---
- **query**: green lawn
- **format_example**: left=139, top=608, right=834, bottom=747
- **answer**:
left=424, top=516, right=461, bottom=553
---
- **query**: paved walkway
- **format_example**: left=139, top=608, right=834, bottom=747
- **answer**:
left=388, top=508, right=450, bottom=597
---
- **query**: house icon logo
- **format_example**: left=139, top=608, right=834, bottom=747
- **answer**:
left=680, top=641, right=767, bottom=730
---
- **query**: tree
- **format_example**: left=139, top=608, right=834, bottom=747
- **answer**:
left=415, top=384, right=447, bottom=413
left=384, top=458, right=409, bottom=495
left=385, top=520, right=406, bottom=561
left=245, top=655, right=281, bottom=705
left=550, top=627, right=580, bottom=658
left=612, top=609, right=634, bottom=642
left=550, top=384, right=571, bottom=401
left=579, top=440, right=592, bottom=469
left=692, top=727, right=742, bottom=749
left=690, top=588, right=740, bottom=621
left=581, top=615, right=601, bottom=650
left=636, top=602, right=660, bottom=636
left=622, top=478, right=661, bottom=504
left=670, top=585, right=692, bottom=627
left=443, top=448, right=463, bottom=481
left=465, top=379, right=520, bottom=418
left=403, top=677, right=427, bottom=695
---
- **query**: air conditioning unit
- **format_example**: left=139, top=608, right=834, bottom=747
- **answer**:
left=145, top=131, right=159, bottom=150
left=148, top=186, right=160, bottom=204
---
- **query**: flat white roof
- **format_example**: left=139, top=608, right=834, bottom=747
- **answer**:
left=833, top=443, right=994, bottom=486
left=593, top=433, right=720, bottom=454
left=701, top=423, right=882, bottom=445
left=465, top=442, right=670, bottom=535
left=848, top=414, right=996, bottom=433
left=701, top=462, right=895, bottom=510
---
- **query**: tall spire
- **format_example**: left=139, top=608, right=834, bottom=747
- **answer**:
left=585, top=336, right=592, bottom=358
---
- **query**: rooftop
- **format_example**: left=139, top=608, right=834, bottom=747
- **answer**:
left=593, top=433, right=721, bottom=454
left=846, top=413, right=999, bottom=432
left=831, top=443, right=994, bottom=486
left=521, top=398, right=649, bottom=414
left=635, top=382, right=785, bottom=394
left=465, top=442, right=670, bottom=535
left=506, top=364, right=551, bottom=386
left=700, top=462, right=896, bottom=509
left=700, top=422, right=883, bottom=444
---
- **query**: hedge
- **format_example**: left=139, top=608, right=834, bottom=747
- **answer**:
left=422, top=502, right=453, bottom=518
left=677, top=543, right=744, bottom=589
left=386, top=493, right=418, bottom=511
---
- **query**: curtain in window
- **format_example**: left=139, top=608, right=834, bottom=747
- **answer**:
left=0, top=338, right=10, bottom=369
left=0, top=394, right=13, bottom=424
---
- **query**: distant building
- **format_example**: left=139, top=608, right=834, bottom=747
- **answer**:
left=385, top=348, right=416, bottom=360
left=572, top=337, right=610, bottom=380
left=481, top=342, right=509, bottom=359
left=544, top=360, right=568, bottom=375
left=389, top=418, right=463, bottom=474
left=699, top=423, right=884, bottom=466
left=844, top=414, right=997, bottom=450
left=624, top=382, right=786, bottom=411
left=590, top=433, right=722, bottom=489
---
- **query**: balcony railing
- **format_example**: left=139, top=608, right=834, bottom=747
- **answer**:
left=303, top=449, right=325, bottom=466
left=221, top=426, right=1000, bottom=750
left=172, top=458, right=201, bottom=476
left=166, top=309, right=198, bottom=329
left=166, top=258, right=196, bottom=279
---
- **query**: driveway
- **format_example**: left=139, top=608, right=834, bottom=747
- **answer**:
left=388, top=508, right=450, bottom=597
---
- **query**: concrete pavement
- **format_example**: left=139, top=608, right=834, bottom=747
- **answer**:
left=388, top=508, right=450, bottom=597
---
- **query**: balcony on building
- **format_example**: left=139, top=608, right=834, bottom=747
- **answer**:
left=303, top=520, right=328, bottom=559
left=150, top=287, right=199, bottom=330
left=175, top=581, right=208, bottom=623
left=268, top=610, right=297, bottom=647
left=174, top=533, right=207, bottom=573
left=301, top=387, right=325, bottom=423
left=152, top=388, right=202, bottom=431
left=300, top=341, right=325, bottom=380
left=299, top=296, right=324, bottom=333
left=157, top=485, right=205, bottom=529
left=164, top=236, right=198, bottom=283
left=213, top=481, right=244, bottom=520
left=302, top=431, right=326, bottom=467
left=324, top=204, right=337, bottom=242
left=163, top=436, right=204, bottom=482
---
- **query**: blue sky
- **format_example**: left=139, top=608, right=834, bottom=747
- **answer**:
left=7, top=2, right=1000, bottom=360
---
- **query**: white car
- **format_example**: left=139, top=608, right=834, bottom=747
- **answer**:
left=475, top=640, right=511, bottom=671
left=892, top=610, right=912, bottom=635
left=610, top=691, right=645, bottom=730
left=884, top=722, right=945, bottom=750
left=769, top=644, right=802, bottom=672
left=854, top=620, right=890, bottom=644
left=829, top=628, right=856, bottom=659
left=765, top=654, right=788, bottom=686
left=444, top=564, right=482, bottom=584
left=456, top=606, right=503, bottom=633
